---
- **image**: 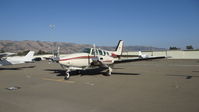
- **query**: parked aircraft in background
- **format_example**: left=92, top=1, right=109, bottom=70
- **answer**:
left=138, top=51, right=166, bottom=59
left=33, top=54, right=54, bottom=61
left=0, top=51, right=35, bottom=66
left=0, top=52, right=16, bottom=58
left=138, top=51, right=150, bottom=58
left=33, top=47, right=61, bottom=62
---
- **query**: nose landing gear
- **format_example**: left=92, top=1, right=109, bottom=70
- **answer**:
left=64, top=69, right=70, bottom=80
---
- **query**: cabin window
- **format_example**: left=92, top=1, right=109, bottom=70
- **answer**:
left=96, top=49, right=99, bottom=55
left=103, top=51, right=106, bottom=56
left=99, top=50, right=103, bottom=55
left=91, top=49, right=95, bottom=55
left=91, top=49, right=99, bottom=55
left=107, top=52, right=110, bottom=55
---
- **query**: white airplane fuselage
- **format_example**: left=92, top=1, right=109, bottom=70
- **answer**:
left=59, top=51, right=114, bottom=70
left=0, top=51, right=35, bottom=66
left=6, top=57, right=27, bottom=64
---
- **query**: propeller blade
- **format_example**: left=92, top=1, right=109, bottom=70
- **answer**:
left=93, top=44, right=96, bottom=57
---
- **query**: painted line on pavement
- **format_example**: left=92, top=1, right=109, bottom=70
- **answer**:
left=42, top=78, right=75, bottom=83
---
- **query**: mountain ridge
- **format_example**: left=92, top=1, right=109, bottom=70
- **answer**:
left=0, top=40, right=166, bottom=53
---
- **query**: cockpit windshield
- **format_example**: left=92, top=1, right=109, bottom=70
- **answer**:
left=82, top=48, right=91, bottom=54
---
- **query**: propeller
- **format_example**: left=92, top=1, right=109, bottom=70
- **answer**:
left=93, top=44, right=96, bottom=57
left=51, top=46, right=60, bottom=62
left=55, top=46, right=60, bottom=62
left=92, top=44, right=100, bottom=62
left=91, top=44, right=99, bottom=65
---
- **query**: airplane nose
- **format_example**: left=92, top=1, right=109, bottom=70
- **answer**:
left=59, top=59, right=71, bottom=66
left=58, top=60, right=63, bottom=64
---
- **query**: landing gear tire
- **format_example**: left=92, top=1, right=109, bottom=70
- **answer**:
left=64, top=70, right=70, bottom=80
left=64, top=75, right=70, bottom=80
left=105, top=71, right=111, bottom=76
left=105, top=67, right=112, bottom=76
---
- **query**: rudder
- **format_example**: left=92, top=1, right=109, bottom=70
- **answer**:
left=23, top=51, right=35, bottom=62
left=114, top=40, right=123, bottom=55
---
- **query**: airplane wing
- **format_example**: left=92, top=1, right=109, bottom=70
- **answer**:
left=0, top=52, right=16, bottom=59
left=114, top=56, right=166, bottom=64
left=118, top=51, right=166, bottom=59
left=0, top=54, right=7, bottom=59
left=0, top=59, right=12, bottom=66
left=117, top=55, right=140, bottom=58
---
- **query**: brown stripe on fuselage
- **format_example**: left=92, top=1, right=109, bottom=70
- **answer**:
left=59, top=56, right=112, bottom=63
left=59, top=56, right=94, bottom=61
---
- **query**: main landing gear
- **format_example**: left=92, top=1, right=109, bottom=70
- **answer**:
left=104, top=67, right=112, bottom=76
left=64, top=67, right=112, bottom=80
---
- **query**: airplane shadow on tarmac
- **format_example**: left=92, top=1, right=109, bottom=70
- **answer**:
left=0, top=66, right=35, bottom=70
left=45, top=68, right=141, bottom=77
left=167, top=74, right=199, bottom=79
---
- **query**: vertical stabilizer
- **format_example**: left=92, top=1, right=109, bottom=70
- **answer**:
left=23, top=51, right=35, bottom=62
left=114, top=40, right=123, bottom=55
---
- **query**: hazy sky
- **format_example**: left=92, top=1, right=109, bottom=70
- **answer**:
left=0, top=0, right=199, bottom=49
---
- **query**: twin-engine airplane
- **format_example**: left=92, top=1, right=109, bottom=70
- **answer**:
left=58, top=40, right=165, bottom=80
left=59, top=40, right=124, bottom=80
left=138, top=51, right=166, bottom=59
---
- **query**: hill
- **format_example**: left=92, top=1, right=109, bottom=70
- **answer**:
left=0, top=40, right=166, bottom=54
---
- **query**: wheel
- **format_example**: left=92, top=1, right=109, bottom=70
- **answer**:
left=107, top=71, right=112, bottom=76
left=104, top=70, right=111, bottom=76
left=64, top=72, right=70, bottom=80
left=107, top=67, right=112, bottom=76
left=64, top=76, right=70, bottom=80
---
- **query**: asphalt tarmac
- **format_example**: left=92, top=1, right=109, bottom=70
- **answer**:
left=0, top=59, right=199, bottom=112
